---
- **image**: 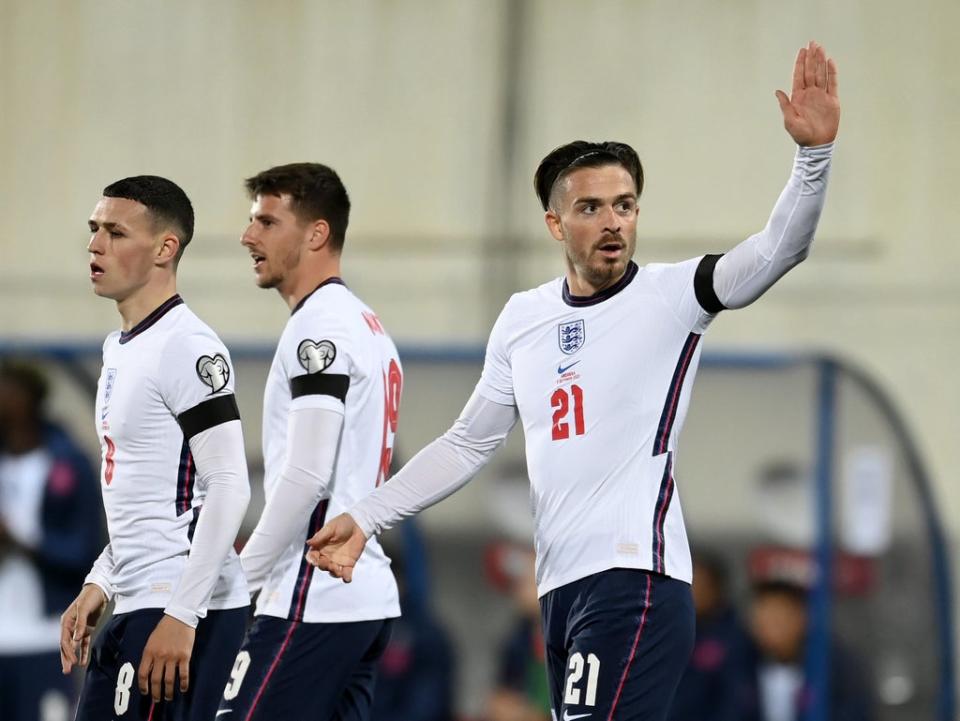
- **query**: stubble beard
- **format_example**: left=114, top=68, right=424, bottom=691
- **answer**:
left=566, top=232, right=635, bottom=293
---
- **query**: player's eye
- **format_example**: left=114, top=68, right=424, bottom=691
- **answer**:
left=616, top=201, right=635, bottom=213
left=109, top=230, right=124, bottom=238
left=581, top=204, right=597, bottom=215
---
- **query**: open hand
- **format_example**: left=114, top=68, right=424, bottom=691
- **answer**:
left=138, top=615, right=196, bottom=703
left=304, top=513, right=368, bottom=583
left=60, top=584, right=107, bottom=673
left=776, top=41, right=840, bottom=146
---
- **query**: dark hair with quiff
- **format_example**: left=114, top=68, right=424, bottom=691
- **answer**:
left=534, top=140, right=644, bottom=211
left=244, top=163, right=351, bottom=252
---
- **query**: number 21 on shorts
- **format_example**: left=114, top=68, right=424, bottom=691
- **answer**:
left=564, top=652, right=600, bottom=707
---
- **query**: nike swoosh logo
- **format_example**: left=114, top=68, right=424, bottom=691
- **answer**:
left=557, top=360, right=581, bottom=374
left=563, top=713, right=591, bottom=721
left=216, top=711, right=233, bottom=717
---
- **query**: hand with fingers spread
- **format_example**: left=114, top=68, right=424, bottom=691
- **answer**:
left=60, top=584, right=107, bottom=674
left=304, top=513, right=368, bottom=583
left=776, top=40, right=840, bottom=146
left=138, top=614, right=196, bottom=703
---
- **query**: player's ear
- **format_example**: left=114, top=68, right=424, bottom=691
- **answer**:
left=545, top=210, right=564, bottom=242
left=307, top=219, right=331, bottom=251
left=155, top=233, right=180, bottom=267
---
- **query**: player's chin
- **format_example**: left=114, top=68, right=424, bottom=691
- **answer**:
left=254, top=272, right=279, bottom=289
left=591, top=256, right=627, bottom=279
left=90, top=282, right=118, bottom=299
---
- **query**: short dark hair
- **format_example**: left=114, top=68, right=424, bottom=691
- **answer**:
left=244, top=163, right=351, bottom=252
left=0, top=360, right=49, bottom=412
left=103, top=176, right=195, bottom=261
left=534, top=140, right=644, bottom=211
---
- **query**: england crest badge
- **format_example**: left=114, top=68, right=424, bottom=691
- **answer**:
left=558, top=320, right=585, bottom=355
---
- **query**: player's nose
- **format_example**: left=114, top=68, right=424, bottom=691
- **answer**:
left=87, top=230, right=105, bottom=253
left=600, top=205, right=620, bottom=229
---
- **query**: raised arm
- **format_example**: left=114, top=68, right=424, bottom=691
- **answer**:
left=305, top=388, right=519, bottom=581
left=706, top=41, right=840, bottom=311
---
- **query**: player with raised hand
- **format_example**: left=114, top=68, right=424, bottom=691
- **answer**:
left=308, top=41, right=840, bottom=721
left=215, top=163, right=401, bottom=720
left=61, top=176, right=251, bottom=720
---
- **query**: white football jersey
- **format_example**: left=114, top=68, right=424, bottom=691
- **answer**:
left=255, top=279, right=401, bottom=623
left=478, top=258, right=718, bottom=595
left=92, top=296, right=248, bottom=614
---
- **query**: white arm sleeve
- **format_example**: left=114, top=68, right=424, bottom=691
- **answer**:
left=240, top=406, right=344, bottom=592
left=84, top=544, right=116, bottom=600
left=164, top=419, right=250, bottom=628
left=350, top=388, right=519, bottom=537
left=713, top=143, right=833, bottom=309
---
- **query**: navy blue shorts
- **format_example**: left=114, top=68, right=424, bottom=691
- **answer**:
left=217, top=615, right=394, bottom=721
left=0, top=650, right=75, bottom=721
left=74, top=606, right=247, bottom=721
left=540, top=569, right=694, bottom=721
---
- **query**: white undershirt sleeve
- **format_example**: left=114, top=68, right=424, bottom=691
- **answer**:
left=350, top=388, right=519, bottom=537
left=84, top=543, right=116, bottom=601
left=240, top=406, right=345, bottom=593
left=713, top=143, right=833, bottom=309
left=164, top=419, right=250, bottom=628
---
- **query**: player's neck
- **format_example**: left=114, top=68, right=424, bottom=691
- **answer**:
left=116, top=277, right=179, bottom=331
left=565, top=266, right=627, bottom=298
left=280, top=258, right=342, bottom=311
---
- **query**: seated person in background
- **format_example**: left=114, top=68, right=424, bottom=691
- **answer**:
left=668, top=549, right=754, bottom=721
left=372, top=521, right=456, bottom=721
left=486, top=545, right=550, bottom=721
left=0, top=361, right=102, bottom=721
left=749, top=578, right=875, bottom=721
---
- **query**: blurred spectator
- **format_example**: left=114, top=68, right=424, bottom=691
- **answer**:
left=748, top=578, right=876, bottom=721
left=668, top=550, right=754, bottom=721
left=372, top=520, right=456, bottom=721
left=0, top=361, right=102, bottom=721
left=485, top=545, right=550, bottom=721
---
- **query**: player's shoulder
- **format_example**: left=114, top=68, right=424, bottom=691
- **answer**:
left=285, top=285, right=357, bottom=338
left=638, top=255, right=703, bottom=283
left=498, top=276, right=565, bottom=323
left=161, top=304, right=228, bottom=351
left=102, top=330, right=122, bottom=353
left=154, top=305, right=233, bottom=390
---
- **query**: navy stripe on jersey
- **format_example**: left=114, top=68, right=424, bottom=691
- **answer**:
left=290, top=373, right=349, bottom=402
left=653, top=333, right=701, bottom=455
left=286, top=499, right=329, bottom=621
left=177, top=394, right=241, bottom=439
left=291, top=277, right=346, bottom=316
left=118, top=295, right=184, bottom=344
left=562, top=261, right=638, bottom=307
left=694, top=253, right=726, bottom=314
left=176, top=438, right=196, bottom=516
left=651, top=453, right=675, bottom=573
left=187, top=505, right=201, bottom=542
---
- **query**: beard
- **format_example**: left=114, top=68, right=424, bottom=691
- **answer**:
left=564, top=231, right=634, bottom=292
left=255, top=244, right=301, bottom=290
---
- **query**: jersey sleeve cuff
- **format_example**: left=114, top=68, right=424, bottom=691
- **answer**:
left=83, top=575, right=114, bottom=602
left=348, top=506, right=378, bottom=539
left=796, top=141, right=834, bottom=159
left=163, top=605, right=201, bottom=629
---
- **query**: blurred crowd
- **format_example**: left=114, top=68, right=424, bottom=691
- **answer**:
left=0, top=360, right=876, bottom=721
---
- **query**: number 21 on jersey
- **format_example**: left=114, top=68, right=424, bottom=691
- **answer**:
left=551, top=384, right=585, bottom=441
